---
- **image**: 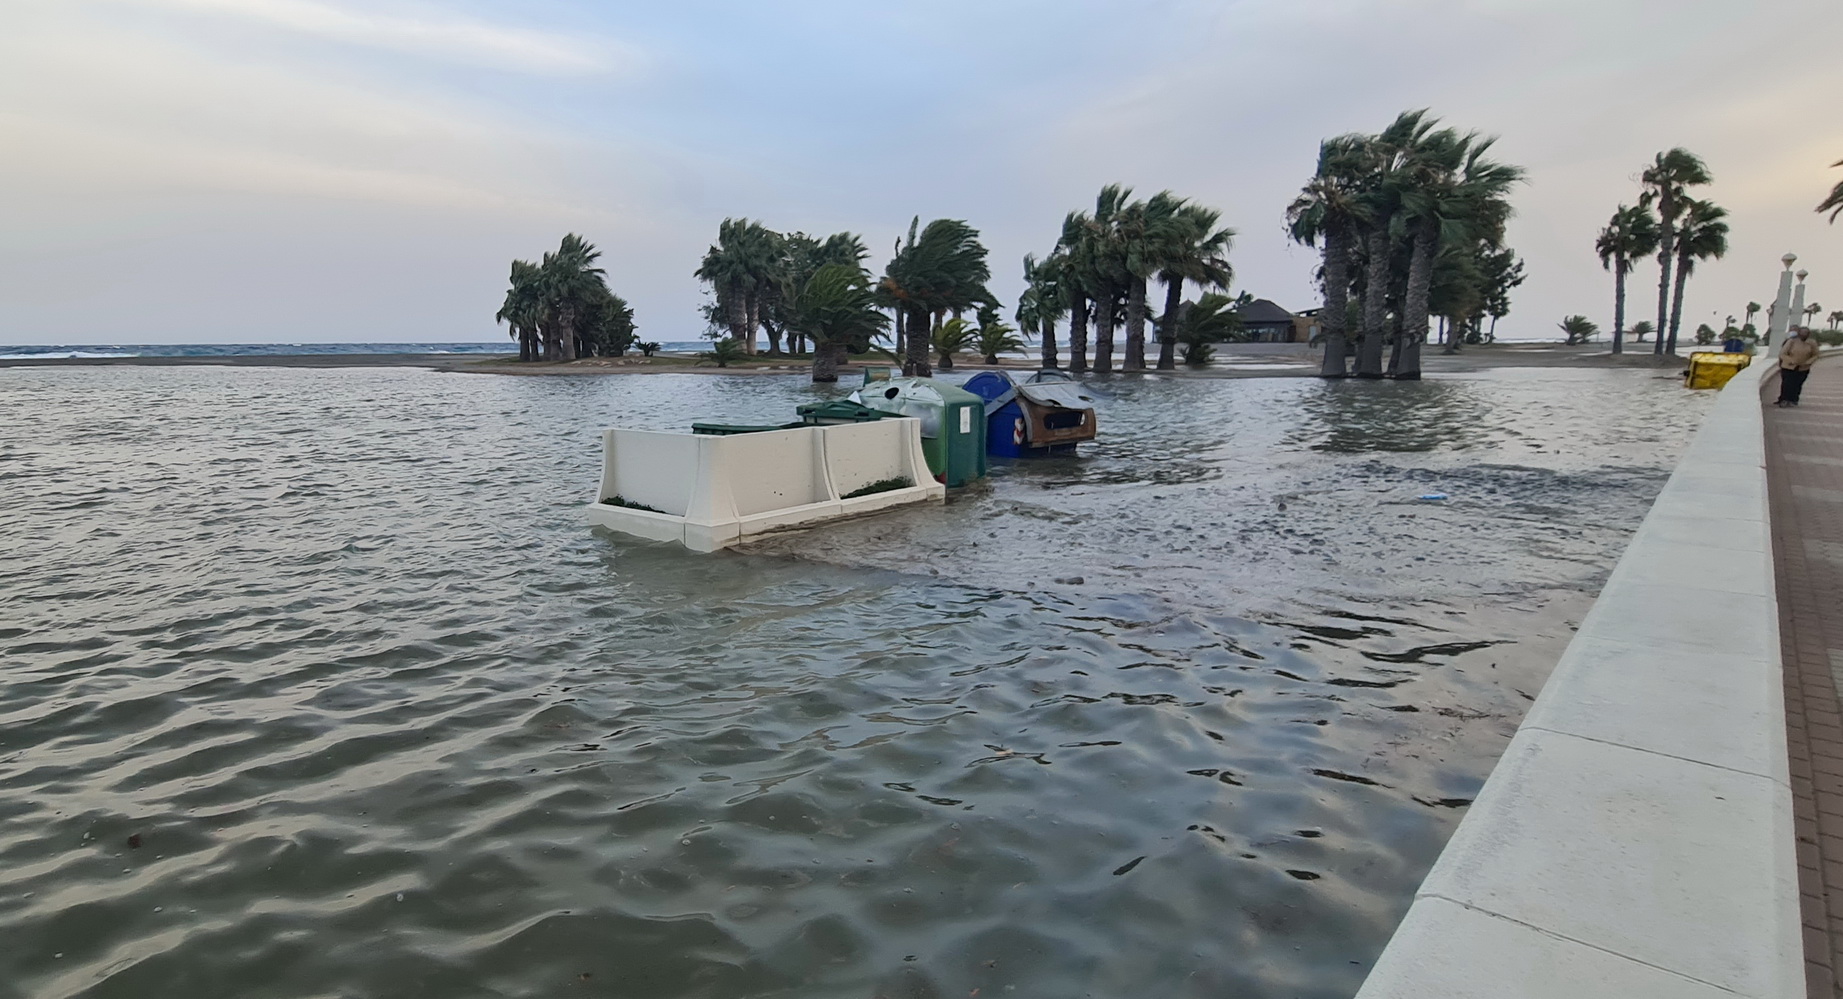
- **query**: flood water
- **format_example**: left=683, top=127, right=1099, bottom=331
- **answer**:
left=0, top=365, right=1710, bottom=999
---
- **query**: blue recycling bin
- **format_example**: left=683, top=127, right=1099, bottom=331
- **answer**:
left=962, top=371, right=1097, bottom=459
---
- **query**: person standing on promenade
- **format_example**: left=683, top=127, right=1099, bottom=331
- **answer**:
left=1775, top=326, right=1820, bottom=406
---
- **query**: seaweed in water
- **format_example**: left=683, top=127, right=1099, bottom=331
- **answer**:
left=600, top=495, right=664, bottom=513
left=842, top=477, right=912, bottom=499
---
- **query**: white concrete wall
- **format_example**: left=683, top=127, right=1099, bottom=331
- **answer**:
left=1358, top=360, right=1801, bottom=999
left=586, top=419, right=944, bottom=551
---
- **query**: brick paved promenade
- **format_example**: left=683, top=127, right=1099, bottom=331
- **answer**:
left=1767, top=356, right=1843, bottom=998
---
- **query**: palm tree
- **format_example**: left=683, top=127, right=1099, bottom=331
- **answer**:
left=495, top=259, right=544, bottom=361
left=975, top=311, right=1026, bottom=365
left=792, top=263, right=888, bottom=383
left=1666, top=198, right=1729, bottom=353
left=1056, top=214, right=1094, bottom=373
left=1745, top=301, right=1762, bottom=336
left=881, top=217, right=993, bottom=377
left=540, top=234, right=605, bottom=361
left=1116, top=191, right=1195, bottom=371
left=1558, top=315, right=1599, bottom=344
left=1073, top=185, right=1134, bottom=374
left=1395, top=132, right=1523, bottom=379
left=1154, top=200, right=1234, bottom=371
left=1639, top=149, right=1713, bottom=355
left=1177, top=292, right=1247, bottom=365
left=1630, top=319, right=1656, bottom=344
left=1016, top=253, right=1068, bottom=370
left=701, top=338, right=746, bottom=368
left=1350, top=110, right=1444, bottom=378
left=695, top=219, right=782, bottom=355
left=1818, top=159, right=1843, bottom=222
left=932, top=317, right=978, bottom=370
left=1805, top=303, right=1822, bottom=330
left=1596, top=204, right=1660, bottom=354
left=771, top=231, right=868, bottom=356
left=1288, top=135, right=1370, bottom=377
left=1827, top=309, right=1841, bottom=331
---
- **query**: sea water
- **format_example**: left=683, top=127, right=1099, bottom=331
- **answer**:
left=0, top=365, right=1710, bottom=998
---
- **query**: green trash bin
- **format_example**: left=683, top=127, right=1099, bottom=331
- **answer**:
left=851, top=377, right=987, bottom=487
left=795, top=399, right=891, bottom=425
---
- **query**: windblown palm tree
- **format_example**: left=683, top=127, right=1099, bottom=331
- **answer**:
left=1347, top=110, right=1446, bottom=378
left=1745, top=302, right=1762, bottom=334
left=1394, top=131, right=1523, bottom=379
left=1558, top=315, right=1599, bottom=344
left=1115, top=191, right=1192, bottom=371
left=1666, top=198, right=1729, bottom=353
left=1055, top=214, right=1094, bottom=373
left=540, top=234, right=606, bottom=361
left=1818, top=159, right=1843, bottom=222
left=1640, top=149, right=1713, bottom=355
left=1827, top=309, right=1841, bottom=331
left=1596, top=205, right=1660, bottom=354
left=1629, top=319, right=1656, bottom=344
left=1153, top=199, right=1234, bottom=371
left=881, top=217, right=993, bottom=377
left=1016, top=253, right=1068, bottom=370
left=695, top=219, right=783, bottom=355
left=1176, top=292, right=1247, bottom=365
left=1070, top=185, right=1135, bottom=374
left=1288, top=135, right=1371, bottom=377
left=495, top=259, right=544, bottom=361
left=792, top=263, right=888, bottom=383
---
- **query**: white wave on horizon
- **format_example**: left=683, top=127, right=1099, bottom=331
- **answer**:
left=0, top=351, right=142, bottom=360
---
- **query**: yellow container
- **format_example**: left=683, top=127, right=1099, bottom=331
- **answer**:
left=1685, top=351, right=1751, bottom=390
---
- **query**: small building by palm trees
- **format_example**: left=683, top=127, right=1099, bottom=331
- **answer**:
left=1234, top=298, right=1304, bottom=342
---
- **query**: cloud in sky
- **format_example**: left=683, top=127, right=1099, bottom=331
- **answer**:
left=0, top=0, right=1839, bottom=345
left=107, top=0, right=631, bottom=75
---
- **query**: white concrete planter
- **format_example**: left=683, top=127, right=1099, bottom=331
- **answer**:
left=584, top=418, right=944, bottom=552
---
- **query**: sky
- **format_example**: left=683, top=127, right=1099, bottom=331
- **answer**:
left=2, top=0, right=1839, bottom=346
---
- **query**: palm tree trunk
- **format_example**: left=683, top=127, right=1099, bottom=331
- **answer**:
left=1356, top=226, right=1390, bottom=378
left=904, top=303, right=932, bottom=377
left=893, top=307, right=906, bottom=360
left=1041, top=316, right=1060, bottom=370
left=1156, top=278, right=1182, bottom=370
left=1124, top=279, right=1148, bottom=370
left=765, top=316, right=783, bottom=356
left=811, top=340, right=842, bottom=383
left=1395, top=221, right=1436, bottom=381
left=744, top=294, right=761, bottom=355
left=1654, top=206, right=1675, bottom=356
left=1611, top=259, right=1627, bottom=354
left=1069, top=293, right=1090, bottom=374
left=1667, top=248, right=1691, bottom=355
left=558, top=307, right=578, bottom=361
left=1093, top=291, right=1116, bottom=374
left=1321, top=224, right=1353, bottom=375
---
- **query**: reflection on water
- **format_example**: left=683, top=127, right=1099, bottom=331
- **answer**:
left=1292, top=378, right=1494, bottom=453
left=0, top=366, right=1710, bottom=999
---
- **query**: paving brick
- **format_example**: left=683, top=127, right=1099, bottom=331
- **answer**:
left=1769, top=357, right=1843, bottom=997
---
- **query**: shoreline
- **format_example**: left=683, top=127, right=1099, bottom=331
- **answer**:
left=0, top=343, right=1694, bottom=377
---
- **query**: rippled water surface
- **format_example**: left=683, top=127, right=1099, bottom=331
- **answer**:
left=0, top=366, right=1711, bottom=999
